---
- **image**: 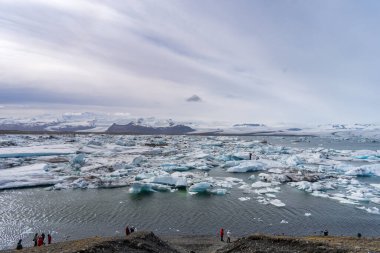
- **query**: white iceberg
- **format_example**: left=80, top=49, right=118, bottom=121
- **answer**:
left=251, top=181, right=272, bottom=188
left=227, top=161, right=265, bottom=173
left=345, top=164, right=380, bottom=177
left=269, top=199, right=285, bottom=207
left=0, top=163, right=58, bottom=190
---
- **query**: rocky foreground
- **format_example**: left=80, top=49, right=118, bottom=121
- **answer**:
left=2, top=231, right=380, bottom=253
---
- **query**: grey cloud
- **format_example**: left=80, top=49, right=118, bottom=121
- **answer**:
left=186, top=95, right=202, bottom=102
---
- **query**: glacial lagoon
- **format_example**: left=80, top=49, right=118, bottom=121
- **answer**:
left=0, top=134, right=380, bottom=249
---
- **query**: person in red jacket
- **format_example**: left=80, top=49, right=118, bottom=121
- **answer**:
left=37, top=236, right=43, bottom=246
left=47, top=234, right=52, bottom=244
left=220, top=228, right=224, bottom=242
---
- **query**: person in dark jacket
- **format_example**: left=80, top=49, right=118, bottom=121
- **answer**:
left=48, top=234, right=52, bottom=244
left=125, top=226, right=130, bottom=236
left=33, top=233, right=38, bottom=247
left=16, top=239, right=23, bottom=250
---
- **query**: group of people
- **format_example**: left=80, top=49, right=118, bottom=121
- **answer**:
left=219, top=228, right=231, bottom=243
left=15, top=233, right=52, bottom=250
left=33, top=233, right=52, bottom=247
left=125, top=225, right=136, bottom=236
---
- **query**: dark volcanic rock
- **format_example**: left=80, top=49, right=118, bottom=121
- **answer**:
left=106, top=123, right=194, bottom=135
left=0, top=124, right=50, bottom=131
left=215, top=234, right=348, bottom=253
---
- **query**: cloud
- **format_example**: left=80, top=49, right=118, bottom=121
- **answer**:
left=0, top=0, right=380, bottom=123
left=186, top=95, right=202, bottom=102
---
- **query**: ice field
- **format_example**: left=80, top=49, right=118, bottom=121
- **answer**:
left=1, top=134, right=380, bottom=249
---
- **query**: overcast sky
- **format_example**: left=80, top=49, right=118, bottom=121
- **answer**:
left=1, top=0, right=380, bottom=124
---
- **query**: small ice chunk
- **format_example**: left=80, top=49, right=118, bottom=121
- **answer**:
left=280, top=220, right=288, bottom=224
left=135, top=173, right=154, bottom=181
left=238, top=197, right=251, bottom=201
left=71, top=153, right=86, bottom=169
left=251, top=181, right=272, bottom=188
left=132, top=156, right=146, bottom=166
left=270, top=199, right=285, bottom=207
left=357, top=206, right=380, bottom=215
left=304, top=213, right=312, bottom=216
left=210, top=188, right=227, bottom=195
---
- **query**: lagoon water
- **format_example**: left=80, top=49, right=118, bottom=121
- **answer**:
left=0, top=136, right=380, bottom=249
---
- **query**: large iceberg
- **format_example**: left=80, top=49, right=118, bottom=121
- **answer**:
left=0, top=163, right=58, bottom=190
left=0, top=145, right=75, bottom=158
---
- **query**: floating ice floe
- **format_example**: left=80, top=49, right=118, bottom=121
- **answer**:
left=280, top=219, right=288, bottom=224
left=304, top=213, right=312, bottom=216
left=238, top=197, right=251, bottom=201
left=0, top=145, right=76, bottom=158
left=356, top=206, right=380, bottom=215
left=129, top=182, right=156, bottom=193
left=344, top=164, right=380, bottom=177
left=151, top=175, right=187, bottom=188
left=0, top=163, right=58, bottom=190
left=188, top=182, right=212, bottom=193
left=251, top=181, right=272, bottom=188
left=269, top=199, right=285, bottom=207
left=227, top=161, right=265, bottom=173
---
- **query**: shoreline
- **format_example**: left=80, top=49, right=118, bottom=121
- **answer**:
left=2, top=231, right=379, bottom=253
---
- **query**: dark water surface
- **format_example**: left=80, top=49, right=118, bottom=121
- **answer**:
left=1, top=173, right=379, bottom=249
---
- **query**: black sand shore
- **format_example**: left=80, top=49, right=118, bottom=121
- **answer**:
left=2, top=231, right=379, bottom=253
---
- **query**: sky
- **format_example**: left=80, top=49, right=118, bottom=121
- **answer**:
left=0, top=0, right=380, bottom=124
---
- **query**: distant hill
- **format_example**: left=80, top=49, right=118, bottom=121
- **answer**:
left=106, top=122, right=195, bottom=135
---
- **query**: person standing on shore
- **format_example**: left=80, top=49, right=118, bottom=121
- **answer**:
left=16, top=239, right=23, bottom=250
left=37, top=235, right=43, bottom=246
left=41, top=233, right=46, bottom=245
left=227, top=230, right=231, bottom=243
left=48, top=234, right=52, bottom=244
left=33, top=233, right=38, bottom=247
left=126, top=225, right=130, bottom=236
left=220, top=228, right=224, bottom=242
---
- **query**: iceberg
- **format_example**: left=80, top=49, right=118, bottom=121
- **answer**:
left=345, top=164, right=380, bottom=177
left=135, top=173, right=155, bottom=181
left=0, top=145, right=75, bottom=158
left=251, top=181, right=272, bottom=188
left=270, top=199, right=285, bottom=207
left=151, top=175, right=187, bottom=188
left=227, top=161, right=265, bottom=173
left=189, top=182, right=212, bottom=193
left=0, top=163, right=58, bottom=190
left=129, top=182, right=156, bottom=194
left=210, top=188, right=227, bottom=195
